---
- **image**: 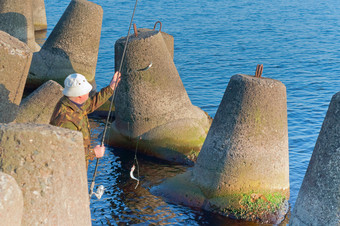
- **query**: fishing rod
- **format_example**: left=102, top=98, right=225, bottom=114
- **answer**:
left=89, top=0, right=140, bottom=200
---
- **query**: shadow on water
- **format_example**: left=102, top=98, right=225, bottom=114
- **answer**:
left=88, top=118, right=289, bottom=225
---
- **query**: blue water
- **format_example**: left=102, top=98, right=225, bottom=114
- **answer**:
left=42, top=0, right=340, bottom=224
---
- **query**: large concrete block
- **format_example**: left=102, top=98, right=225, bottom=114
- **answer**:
left=152, top=74, right=289, bottom=224
left=0, top=123, right=91, bottom=226
left=0, top=0, right=40, bottom=52
left=0, top=172, right=24, bottom=226
left=33, top=0, right=47, bottom=31
left=193, top=74, right=289, bottom=197
left=290, top=92, right=340, bottom=225
left=27, top=0, right=103, bottom=90
left=15, top=80, right=63, bottom=124
left=107, top=30, right=211, bottom=165
left=0, top=31, right=32, bottom=123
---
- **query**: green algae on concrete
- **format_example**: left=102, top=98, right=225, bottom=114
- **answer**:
left=151, top=170, right=288, bottom=224
left=108, top=29, right=212, bottom=164
left=213, top=192, right=288, bottom=223
left=107, top=118, right=210, bottom=165
left=151, top=171, right=288, bottom=224
left=151, top=73, right=289, bottom=223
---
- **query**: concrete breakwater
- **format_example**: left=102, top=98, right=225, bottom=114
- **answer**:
left=151, top=73, right=290, bottom=224
left=15, top=80, right=63, bottom=124
left=106, top=28, right=212, bottom=165
left=290, top=91, right=340, bottom=225
left=0, top=0, right=339, bottom=224
left=0, top=172, right=23, bottom=226
left=0, top=31, right=32, bottom=123
left=27, top=0, right=103, bottom=90
left=0, top=0, right=40, bottom=52
left=0, top=124, right=91, bottom=226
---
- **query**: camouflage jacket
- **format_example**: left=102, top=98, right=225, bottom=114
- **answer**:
left=50, top=86, right=114, bottom=164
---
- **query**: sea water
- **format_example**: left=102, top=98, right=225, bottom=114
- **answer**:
left=41, top=0, right=340, bottom=224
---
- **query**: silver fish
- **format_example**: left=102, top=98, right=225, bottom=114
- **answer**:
left=136, top=62, right=152, bottom=72
left=92, top=185, right=105, bottom=199
left=130, top=164, right=139, bottom=189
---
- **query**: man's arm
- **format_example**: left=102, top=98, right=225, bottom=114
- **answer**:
left=84, top=71, right=121, bottom=114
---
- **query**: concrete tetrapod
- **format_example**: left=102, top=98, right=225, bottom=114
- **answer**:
left=152, top=74, right=290, bottom=224
left=27, top=0, right=103, bottom=90
left=0, top=0, right=40, bottom=52
left=0, top=123, right=91, bottom=226
left=0, top=31, right=32, bottom=123
left=106, top=30, right=212, bottom=165
left=32, top=0, right=47, bottom=31
left=15, top=80, right=63, bottom=124
left=290, top=92, right=340, bottom=225
left=0, top=172, right=24, bottom=226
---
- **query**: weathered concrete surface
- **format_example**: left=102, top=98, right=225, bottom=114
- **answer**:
left=0, top=31, right=32, bottom=123
left=15, top=80, right=63, bottom=124
left=192, top=74, right=289, bottom=198
left=27, top=0, right=103, bottom=90
left=0, top=85, right=19, bottom=123
left=0, top=123, right=91, bottom=226
left=0, top=172, right=24, bottom=226
left=152, top=74, right=289, bottom=223
left=136, top=27, right=174, bottom=59
left=0, top=0, right=40, bottom=52
left=107, top=30, right=212, bottom=165
left=290, top=92, right=340, bottom=226
left=33, top=0, right=47, bottom=31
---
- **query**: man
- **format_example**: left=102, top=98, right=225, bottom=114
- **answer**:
left=50, top=71, right=121, bottom=169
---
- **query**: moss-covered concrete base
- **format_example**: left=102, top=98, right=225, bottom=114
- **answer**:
left=151, top=171, right=289, bottom=224
left=106, top=118, right=211, bottom=165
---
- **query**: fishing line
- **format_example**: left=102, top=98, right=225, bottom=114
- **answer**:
left=89, top=0, right=140, bottom=199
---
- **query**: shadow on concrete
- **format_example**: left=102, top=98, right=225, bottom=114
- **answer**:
left=0, top=84, right=19, bottom=123
left=0, top=12, right=28, bottom=43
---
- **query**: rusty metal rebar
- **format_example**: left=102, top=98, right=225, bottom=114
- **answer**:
left=153, top=21, right=162, bottom=32
left=133, top=23, right=138, bottom=37
left=255, top=64, right=263, bottom=78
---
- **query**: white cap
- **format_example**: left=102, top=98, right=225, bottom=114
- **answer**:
left=63, top=73, right=93, bottom=97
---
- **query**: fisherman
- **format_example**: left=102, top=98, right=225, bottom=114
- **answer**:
left=50, top=71, right=121, bottom=170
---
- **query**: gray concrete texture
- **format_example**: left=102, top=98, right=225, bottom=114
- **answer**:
left=151, top=74, right=290, bottom=224
left=192, top=74, right=289, bottom=198
left=0, top=172, right=24, bottom=226
left=108, top=30, right=211, bottom=164
left=33, top=0, right=47, bottom=31
left=0, top=0, right=40, bottom=52
left=0, top=31, right=32, bottom=123
left=0, top=123, right=91, bottom=226
left=290, top=91, right=340, bottom=226
left=15, top=80, right=63, bottom=124
left=136, top=27, right=174, bottom=59
left=27, top=0, right=103, bottom=90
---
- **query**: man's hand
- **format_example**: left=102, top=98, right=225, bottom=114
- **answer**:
left=94, top=145, right=105, bottom=158
left=110, top=71, right=121, bottom=90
